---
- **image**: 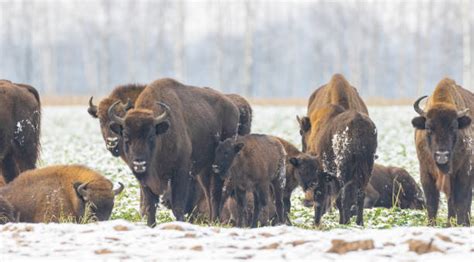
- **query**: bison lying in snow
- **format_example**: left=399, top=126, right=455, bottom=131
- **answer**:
left=364, top=164, right=425, bottom=210
left=212, top=134, right=286, bottom=227
left=0, top=80, right=41, bottom=183
left=412, top=78, right=473, bottom=226
left=107, top=78, right=240, bottom=226
left=302, top=164, right=425, bottom=211
left=296, top=74, right=377, bottom=226
left=0, top=165, right=123, bottom=223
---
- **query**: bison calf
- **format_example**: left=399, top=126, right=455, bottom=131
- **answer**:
left=0, top=165, right=124, bottom=223
left=212, top=134, right=286, bottom=227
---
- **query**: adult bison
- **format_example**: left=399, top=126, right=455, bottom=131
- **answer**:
left=108, top=78, right=240, bottom=226
left=88, top=83, right=145, bottom=158
left=0, top=165, right=124, bottom=223
left=296, top=74, right=377, bottom=226
left=0, top=80, right=41, bottom=183
left=411, top=78, right=473, bottom=226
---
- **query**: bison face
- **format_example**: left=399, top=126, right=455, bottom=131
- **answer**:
left=108, top=102, right=170, bottom=176
left=412, top=96, right=471, bottom=174
left=74, top=182, right=124, bottom=221
left=213, top=138, right=244, bottom=179
left=296, top=116, right=311, bottom=152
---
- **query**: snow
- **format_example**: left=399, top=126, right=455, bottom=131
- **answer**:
left=1, top=105, right=473, bottom=260
left=0, top=220, right=472, bottom=260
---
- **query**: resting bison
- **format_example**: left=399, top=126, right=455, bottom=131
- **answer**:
left=302, top=164, right=425, bottom=211
left=0, top=165, right=123, bottom=223
left=365, top=164, right=425, bottom=210
left=212, top=134, right=286, bottom=227
left=88, top=83, right=145, bottom=158
left=108, top=78, right=240, bottom=226
left=296, top=74, right=377, bottom=226
left=0, top=80, right=41, bottom=183
left=411, top=78, right=473, bottom=226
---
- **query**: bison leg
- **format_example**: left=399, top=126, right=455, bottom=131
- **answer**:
left=271, top=181, right=284, bottom=225
left=170, top=167, right=193, bottom=222
left=235, top=188, right=247, bottom=227
left=453, top=174, right=472, bottom=226
left=447, top=196, right=456, bottom=227
left=142, top=186, right=159, bottom=227
left=355, top=188, right=365, bottom=226
left=1, top=152, right=19, bottom=183
left=251, top=190, right=261, bottom=228
left=420, top=171, right=439, bottom=226
left=283, top=190, right=292, bottom=225
left=210, top=175, right=224, bottom=222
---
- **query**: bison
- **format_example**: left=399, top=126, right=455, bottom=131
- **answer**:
left=224, top=94, right=252, bottom=135
left=212, top=134, right=286, bottom=227
left=0, top=80, right=41, bottom=183
left=107, top=78, right=240, bottom=226
left=302, top=164, right=425, bottom=211
left=295, top=74, right=377, bottom=226
left=0, top=165, right=123, bottom=223
left=411, top=78, right=473, bottom=226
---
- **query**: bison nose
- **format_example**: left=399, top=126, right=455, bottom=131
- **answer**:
left=106, top=137, right=119, bottom=149
left=435, top=151, right=450, bottom=165
left=132, top=160, right=147, bottom=174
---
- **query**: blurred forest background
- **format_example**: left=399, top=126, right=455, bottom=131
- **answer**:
left=0, top=0, right=473, bottom=99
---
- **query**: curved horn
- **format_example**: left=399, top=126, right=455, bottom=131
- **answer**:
left=113, top=182, right=125, bottom=195
left=413, top=96, right=428, bottom=116
left=88, top=96, right=98, bottom=117
left=107, top=101, right=125, bottom=125
left=124, top=99, right=133, bottom=111
left=153, top=102, right=170, bottom=125
left=457, top=108, right=470, bottom=117
left=76, top=183, right=88, bottom=198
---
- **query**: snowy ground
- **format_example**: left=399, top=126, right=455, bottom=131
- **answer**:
left=1, top=105, right=473, bottom=260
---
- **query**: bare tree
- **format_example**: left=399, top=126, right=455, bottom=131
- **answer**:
left=174, top=0, right=185, bottom=81
left=214, top=0, right=224, bottom=90
left=462, top=0, right=471, bottom=89
left=243, top=0, right=254, bottom=97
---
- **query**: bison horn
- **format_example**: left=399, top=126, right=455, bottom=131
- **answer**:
left=413, top=96, right=428, bottom=116
left=108, top=101, right=126, bottom=126
left=124, top=99, right=134, bottom=111
left=113, top=182, right=125, bottom=195
left=76, top=182, right=89, bottom=200
left=153, top=102, right=170, bottom=125
left=88, top=96, right=98, bottom=116
left=457, top=108, right=470, bottom=117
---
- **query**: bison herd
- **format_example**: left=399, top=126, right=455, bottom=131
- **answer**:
left=0, top=74, right=472, bottom=228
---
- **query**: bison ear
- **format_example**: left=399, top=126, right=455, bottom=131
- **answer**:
left=109, top=122, right=123, bottom=136
left=411, top=116, right=426, bottom=130
left=458, top=116, right=471, bottom=129
left=88, top=107, right=98, bottom=118
left=297, top=116, right=311, bottom=132
left=73, top=182, right=89, bottom=201
left=289, top=157, right=300, bottom=167
left=155, top=120, right=170, bottom=135
left=234, top=143, right=244, bottom=153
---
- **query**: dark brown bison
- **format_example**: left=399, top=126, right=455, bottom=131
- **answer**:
left=295, top=74, right=377, bottom=226
left=88, top=84, right=145, bottom=158
left=0, top=165, right=124, bottom=223
left=107, top=78, right=240, bottom=226
left=364, top=164, right=425, bottom=210
left=411, top=78, right=473, bottom=226
left=0, top=80, right=41, bottom=183
left=212, top=134, right=286, bottom=227
left=302, top=164, right=425, bottom=211
left=225, top=94, right=252, bottom=135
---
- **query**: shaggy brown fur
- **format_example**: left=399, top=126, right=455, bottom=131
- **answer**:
left=295, top=74, right=377, bottom=226
left=213, top=134, right=286, bottom=227
left=225, top=94, right=253, bottom=135
left=0, top=165, right=123, bottom=223
left=0, top=80, right=41, bottom=183
left=108, top=78, right=240, bottom=226
left=412, top=78, right=473, bottom=226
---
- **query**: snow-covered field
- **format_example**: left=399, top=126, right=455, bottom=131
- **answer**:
left=1, top=105, right=473, bottom=260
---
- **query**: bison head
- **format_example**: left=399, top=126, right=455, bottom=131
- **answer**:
left=88, top=97, right=133, bottom=157
left=296, top=116, right=311, bottom=152
left=108, top=101, right=170, bottom=176
left=289, top=154, right=341, bottom=225
left=412, top=96, right=471, bottom=174
left=212, top=138, right=244, bottom=179
left=74, top=181, right=124, bottom=221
